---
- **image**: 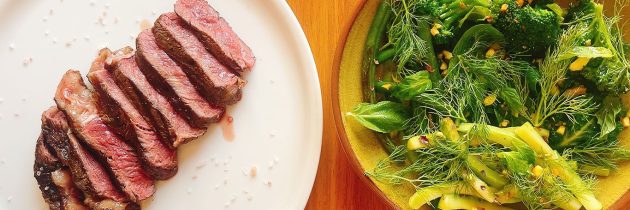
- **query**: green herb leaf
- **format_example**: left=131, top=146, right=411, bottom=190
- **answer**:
left=595, top=96, right=623, bottom=137
left=392, top=71, right=432, bottom=100
left=558, top=46, right=613, bottom=60
left=498, top=88, right=526, bottom=115
left=347, top=101, right=410, bottom=133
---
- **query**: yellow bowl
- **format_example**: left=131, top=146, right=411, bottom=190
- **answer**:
left=332, top=1, right=630, bottom=209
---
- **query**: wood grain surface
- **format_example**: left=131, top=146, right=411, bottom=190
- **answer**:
left=285, top=0, right=392, bottom=209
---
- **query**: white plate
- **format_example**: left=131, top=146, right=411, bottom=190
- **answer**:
left=0, top=0, right=322, bottom=209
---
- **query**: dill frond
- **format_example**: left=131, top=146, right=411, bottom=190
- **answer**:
left=532, top=24, right=598, bottom=127
left=387, top=0, right=431, bottom=76
left=563, top=131, right=630, bottom=171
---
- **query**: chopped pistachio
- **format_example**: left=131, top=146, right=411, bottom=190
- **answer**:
left=569, top=57, right=591, bottom=71
left=556, top=125, right=566, bottom=135
left=483, top=94, right=497, bottom=106
left=531, top=165, right=544, bottom=178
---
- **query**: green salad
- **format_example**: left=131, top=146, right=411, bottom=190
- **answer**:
left=347, top=0, right=630, bottom=209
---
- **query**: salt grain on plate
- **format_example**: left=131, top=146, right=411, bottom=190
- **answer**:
left=250, top=166, right=257, bottom=178
left=196, top=161, right=207, bottom=169
left=8, top=43, right=15, bottom=51
left=52, top=38, right=58, bottom=44
left=6, top=196, right=12, bottom=202
left=264, top=180, right=272, bottom=187
left=65, top=42, right=72, bottom=48
left=42, top=16, right=48, bottom=22
left=44, top=30, right=50, bottom=36
left=186, top=188, right=192, bottom=194
left=22, top=57, right=33, bottom=66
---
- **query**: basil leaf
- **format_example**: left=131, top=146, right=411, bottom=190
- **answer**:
left=346, top=101, right=410, bottom=133
left=498, top=88, right=525, bottom=114
left=392, top=71, right=432, bottom=100
left=595, top=96, right=623, bottom=137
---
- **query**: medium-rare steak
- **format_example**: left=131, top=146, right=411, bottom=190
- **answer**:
left=54, top=70, right=155, bottom=202
left=136, top=30, right=224, bottom=127
left=34, top=133, right=69, bottom=210
left=174, top=0, right=255, bottom=71
left=154, top=12, right=244, bottom=105
left=88, top=48, right=178, bottom=180
left=112, top=53, right=207, bottom=148
left=41, top=106, right=127, bottom=202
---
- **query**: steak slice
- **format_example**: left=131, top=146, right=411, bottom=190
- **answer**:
left=112, top=53, right=207, bottom=148
left=88, top=48, right=178, bottom=180
left=154, top=12, right=244, bottom=105
left=35, top=133, right=90, bottom=210
left=174, top=0, right=255, bottom=71
left=136, top=30, right=224, bottom=127
left=54, top=70, right=155, bottom=202
left=41, top=106, right=127, bottom=202
left=34, top=133, right=70, bottom=210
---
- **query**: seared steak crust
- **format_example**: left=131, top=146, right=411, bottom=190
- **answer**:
left=34, top=133, right=67, bottom=210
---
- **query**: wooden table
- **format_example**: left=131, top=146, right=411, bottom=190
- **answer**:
left=285, top=1, right=392, bottom=209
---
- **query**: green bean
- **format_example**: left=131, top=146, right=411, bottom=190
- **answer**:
left=376, top=47, right=397, bottom=63
left=363, top=0, right=393, bottom=103
left=417, top=21, right=441, bottom=83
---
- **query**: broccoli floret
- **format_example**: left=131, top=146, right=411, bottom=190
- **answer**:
left=433, top=0, right=561, bottom=54
left=433, top=0, right=493, bottom=45
left=492, top=1, right=562, bottom=55
left=567, top=0, right=630, bottom=94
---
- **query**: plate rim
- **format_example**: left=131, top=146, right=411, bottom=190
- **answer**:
left=276, top=1, right=324, bottom=209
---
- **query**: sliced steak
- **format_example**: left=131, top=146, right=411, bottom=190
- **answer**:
left=112, top=53, right=207, bottom=148
left=136, top=30, right=224, bottom=127
left=41, top=106, right=127, bottom=202
left=154, top=12, right=244, bottom=105
left=54, top=70, right=155, bottom=202
left=174, top=0, right=255, bottom=71
left=88, top=48, right=178, bottom=180
left=34, top=133, right=69, bottom=210
left=35, top=133, right=89, bottom=210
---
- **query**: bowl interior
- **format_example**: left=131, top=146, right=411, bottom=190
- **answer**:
left=334, top=0, right=630, bottom=209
